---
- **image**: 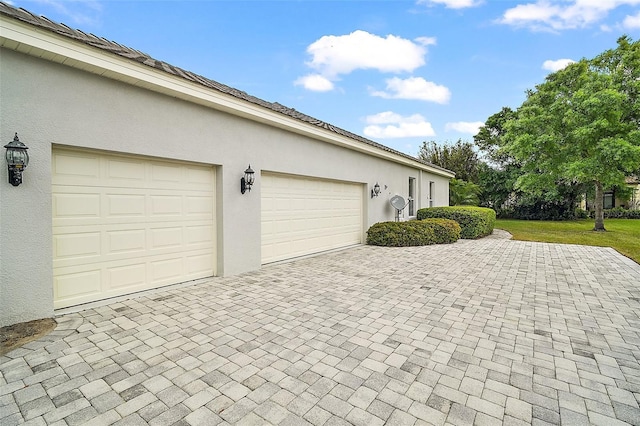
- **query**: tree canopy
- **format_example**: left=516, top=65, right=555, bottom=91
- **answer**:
left=474, top=107, right=517, bottom=167
left=418, top=139, right=481, bottom=183
left=499, top=36, right=640, bottom=230
left=418, top=139, right=484, bottom=206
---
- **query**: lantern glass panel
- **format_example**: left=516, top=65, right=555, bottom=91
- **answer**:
left=244, top=166, right=255, bottom=185
left=6, top=148, right=28, bottom=166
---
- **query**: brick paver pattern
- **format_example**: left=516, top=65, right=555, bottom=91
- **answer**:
left=2, top=234, right=640, bottom=425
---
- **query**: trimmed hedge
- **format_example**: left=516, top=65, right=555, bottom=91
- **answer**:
left=417, top=206, right=496, bottom=239
left=574, top=208, right=590, bottom=219
left=366, top=219, right=461, bottom=247
left=496, top=203, right=577, bottom=221
left=589, top=207, right=640, bottom=219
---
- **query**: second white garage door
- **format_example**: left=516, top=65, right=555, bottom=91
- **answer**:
left=261, top=172, right=363, bottom=264
left=52, top=148, right=216, bottom=309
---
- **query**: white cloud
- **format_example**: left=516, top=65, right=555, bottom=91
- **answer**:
left=417, top=0, right=483, bottom=8
left=363, top=112, right=436, bottom=139
left=623, top=12, right=640, bottom=28
left=294, top=74, right=334, bottom=92
left=500, top=1, right=560, bottom=30
left=415, top=36, right=438, bottom=46
left=542, top=58, right=576, bottom=71
left=295, top=31, right=437, bottom=91
left=365, top=111, right=407, bottom=124
left=499, top=0, right=640, bottom=31
left=445, top=121, right=484, bottom=134
left=370, top=77, right=451, bottom=104
left=304, top=30, right=431, bottom=78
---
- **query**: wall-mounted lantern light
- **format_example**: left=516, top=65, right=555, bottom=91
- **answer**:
left=240, top=164, right=255, bottom=194
left=371, top=182, right=381, bottom=198
left=4, top=133, right=29, bottom=186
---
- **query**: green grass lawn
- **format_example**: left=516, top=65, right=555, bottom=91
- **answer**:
left=495, top=219, right=640, bottom=264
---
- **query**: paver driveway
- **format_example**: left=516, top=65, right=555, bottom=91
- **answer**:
left=2, top=234, right=640, bottom=425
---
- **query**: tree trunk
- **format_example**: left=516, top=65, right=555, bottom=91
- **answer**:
left=594, top=181, right=606, bottom=231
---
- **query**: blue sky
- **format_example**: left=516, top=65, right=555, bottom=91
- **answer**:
left=10, top=0, right=640, bottom=156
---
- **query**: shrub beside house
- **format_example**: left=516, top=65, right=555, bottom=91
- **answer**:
left=417, top=206, right=496, bottom=239
left=366, top=219, right=461, bottom=247
left=366, top=206, right=497, bottom=247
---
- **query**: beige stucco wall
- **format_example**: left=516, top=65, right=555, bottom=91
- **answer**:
left=0, top=48, right=450, bottom=326
left=621, top=184, right=640, bottom=210
left=632, top=184, right=640, bottom=210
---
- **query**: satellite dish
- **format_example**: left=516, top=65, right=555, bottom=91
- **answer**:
left=390, top=195, right=411, bottom=222
left=390, top=195, right=406, bottom=211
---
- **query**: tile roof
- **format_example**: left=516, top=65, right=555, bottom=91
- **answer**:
left=0, top=2, right=453, bottom=175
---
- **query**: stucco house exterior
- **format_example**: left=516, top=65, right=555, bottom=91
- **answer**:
left=581, top=176, right=640, bottom=211
left=0, top=3, right=454, bottom=327
left=623, top=176, right=640, bottom=210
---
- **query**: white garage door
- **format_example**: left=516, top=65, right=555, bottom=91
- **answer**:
left=52, top=148, right=216, bottom=309
left=261, top=172, right=363, bottom=264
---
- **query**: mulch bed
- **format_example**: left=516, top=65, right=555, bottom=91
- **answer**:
left=0, top=318, right=57, bottom=356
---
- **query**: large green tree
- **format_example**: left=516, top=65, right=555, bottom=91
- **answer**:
left=503, top=37, right=640, bottom=230
left=474, top=107, right=517, bottom=166
left=475, top=107, right=585, bottom=218
left=474, top=108, right=522, bottom=209
left=418, top=139, right=481, bottom=183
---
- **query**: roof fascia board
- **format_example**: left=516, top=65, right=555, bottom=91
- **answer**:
left=0, top=17, right=454, bottom=178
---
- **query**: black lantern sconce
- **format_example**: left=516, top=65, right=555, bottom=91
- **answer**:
left=240, top=164, right=255, bottom=194
left=371, top=182, right=381, bottom=198
left=4, top=133, right=29, bottom=186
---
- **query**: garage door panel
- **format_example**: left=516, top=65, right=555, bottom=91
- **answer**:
left=53, top=148, right=216, bottom=309
left=54, top=270, right=102, bottom=300
left=53, top=193, right=100, bottom=219
left=150, top=195, right=183, bottom=216
left=276, top=199, right=292, bottom=211
left=262, top=198, right=275, bottom=212
left=186, top=253, right=215, bottom=275
left=150, top=227, right=183, bottom=249
left=290, top=198, right=306, bottom=211
left=185, top=225, right=215, bottom=246
left=108, top=264, right=146, bottom=289
left=265, top=242, right=289, bottom=261
left=106, top=158, right=146, bottom=183
left=106, top=194, right=146, bottom=217
left=52, top=152, right=101, bottom=184
left=187, top=166, right=215, bottom=187
left=55, top=223, right=214, bottom=264
left=107, top=229, right=147, bottom=254
left=261, top=173, right=363, bottom=264
left=150, top=258, right=183, bottom=282
left=262, top=221, right=275, bottom=236
left=290, top=218, right=310, bottom=232
left=150, top=163, right=182, bottom=185
left=53, top=232, right=101, bottom=259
